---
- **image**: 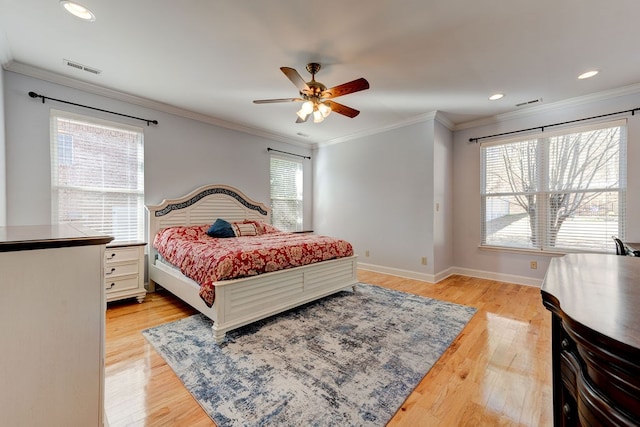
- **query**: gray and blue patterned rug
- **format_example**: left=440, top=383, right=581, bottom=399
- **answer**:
left=142, top=283, right=476, bottom=426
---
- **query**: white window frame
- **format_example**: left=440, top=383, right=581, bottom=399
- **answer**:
left=480, top=119, right=626, bottom=253
left=269, top=154, right=303, bottom=232
left=50, top=109, right=145, bottom=243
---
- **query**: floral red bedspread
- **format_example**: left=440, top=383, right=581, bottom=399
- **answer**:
left=153, top=224, right=354, bottom=307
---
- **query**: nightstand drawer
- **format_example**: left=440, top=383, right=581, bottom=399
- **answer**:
left=104, top=261, right=139, bottom=278
left=104, top=242, right=146, bottom=304
left=105, top=247, right=140, bottom=264
left=105, top=276, right=139, bottom=293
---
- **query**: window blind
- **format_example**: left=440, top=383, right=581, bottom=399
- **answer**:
left=481, top=119, right=626, bottom=253
left=50, top=109, right=145, bottom=242
left=270, top=155, right=303, bottom=231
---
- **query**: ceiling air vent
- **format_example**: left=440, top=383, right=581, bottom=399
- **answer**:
left=63, top=59, right=102, bottom=75
left=515, top=98, right=542, bottom=107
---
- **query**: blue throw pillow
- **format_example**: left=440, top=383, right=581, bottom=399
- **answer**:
left=206, top=218, right=235, bottom=238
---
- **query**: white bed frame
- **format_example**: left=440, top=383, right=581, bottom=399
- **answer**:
left=146, top=184, right=358, bottom=344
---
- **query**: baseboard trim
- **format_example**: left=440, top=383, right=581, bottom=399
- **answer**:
left=357, top=262, right=542, bottom=288
left=451, top=267, right=542, bottom=287
left=357, top=262, right=437, bottom=283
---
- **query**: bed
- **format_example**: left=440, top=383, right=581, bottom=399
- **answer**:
left=146, top=184, right=358, bottom=344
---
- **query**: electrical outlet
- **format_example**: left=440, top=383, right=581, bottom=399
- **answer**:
left=421, top=257, right=427, bottom=265
left=365, top=250, right=370, bottom=257
left=530, top=261, right=537, bottom=270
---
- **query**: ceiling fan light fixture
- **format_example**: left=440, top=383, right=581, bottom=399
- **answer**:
left=318, top=102, right=331, bottom=118
left=253, top=63, right=369, bottom=123
left=296, top=110, right=309, bottom=121
left=300, top=100, right=314, bottom=114
left=296, top=100, right=314, bottom=120
left=60, top=1, right=96, bottom=21
left=313, top=108, right=324, bottom=123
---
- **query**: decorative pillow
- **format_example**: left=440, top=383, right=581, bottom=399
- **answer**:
left=260, top=222, right=281, bottom=234
left=232, top=222, right=258, bottom=237
left=241, top=219, right=280, bottom=234
left=206, top=218, right=235, bottom=238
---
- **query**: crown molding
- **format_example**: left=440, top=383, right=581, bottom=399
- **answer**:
left=3, top=61, right=312, bottom=149
left=14, top=60, right=634, bottom=149
left=319, top=110, right=453, bottom=147
left=433, top=111, right=455, bottom=130
left=454, top=82, right=640, bottom=131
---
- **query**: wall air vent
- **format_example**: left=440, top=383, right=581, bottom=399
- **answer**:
left=515, top=98, right=542, bottom=107
left=63, top=59, right=102, bottom=75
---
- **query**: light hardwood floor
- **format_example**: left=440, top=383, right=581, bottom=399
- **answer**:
left=104, top=271, right=553, bottom=426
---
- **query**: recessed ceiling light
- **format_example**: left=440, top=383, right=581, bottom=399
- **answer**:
left=578, top=70, right=598, bottom=80
left=488, top=93, right=504, bottom=101
left=60, top=1, right=96, bottom=21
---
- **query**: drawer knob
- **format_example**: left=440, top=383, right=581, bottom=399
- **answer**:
left=106, top=253, right=116, bottom=260
left=105, top=267, right=116, bottom=275
left=106, top=282, right=115, bottom=290
left=561, top=338, right=570, bottom=351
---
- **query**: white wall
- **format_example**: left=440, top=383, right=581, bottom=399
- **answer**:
left=433, top=119, right=453, bottom=276
left=452, top=90, right=640, bottom=285
left=0, top=65, right=6, bottom=226
left=3, top=71, right=313, bottom=229
left=314, top=120, right=438, bottom=280
left=315, top=89, right=640, bottom=285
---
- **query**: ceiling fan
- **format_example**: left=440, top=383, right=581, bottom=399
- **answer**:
left=253, top=63, right=370, bottom=123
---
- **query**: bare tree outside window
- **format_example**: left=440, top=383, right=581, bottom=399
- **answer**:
left=482, top=123, right=625, bottom=252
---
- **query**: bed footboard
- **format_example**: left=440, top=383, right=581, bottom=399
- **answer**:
left=212, top=255, right=358, bottom=343
left=151, top=255, right=358, bottom=344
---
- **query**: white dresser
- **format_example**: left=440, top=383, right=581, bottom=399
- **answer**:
left=105, top=241, right=146, bottom=303
left=0, top=224, right=112, bottom=427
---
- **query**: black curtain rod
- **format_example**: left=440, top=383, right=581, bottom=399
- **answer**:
left=469, top=107, right=640, bottom=143
left=267, top=147, right=311, bottom=159
left=28, top=91, right=158, bottom=126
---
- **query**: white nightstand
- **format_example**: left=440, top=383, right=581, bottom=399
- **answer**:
left=105, top=241, right=146, bottom=303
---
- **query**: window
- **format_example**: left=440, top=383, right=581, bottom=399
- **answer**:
left=57, top=133, right=73, bottom=166
left=270, top=155, right=303, bottom=231
left=50, top=110, right=145, bottom=243
left=481, top=120, right=626, bottom=253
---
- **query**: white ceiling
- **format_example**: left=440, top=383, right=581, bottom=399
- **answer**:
left=1, top=0, right=640, bottom=145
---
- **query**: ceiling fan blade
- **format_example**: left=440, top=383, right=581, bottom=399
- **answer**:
left=324, top=100, right=360, bottom=118
left=253, top=98, right=303, bottom=104
left=280, top=67, right=310, bottom=93
left=296, top=114, right=310, bottom=123
left=322, top=78, right=369, bottom=99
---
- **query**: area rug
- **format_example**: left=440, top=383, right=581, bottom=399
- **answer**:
left=142, top=283, right=476, bottom=426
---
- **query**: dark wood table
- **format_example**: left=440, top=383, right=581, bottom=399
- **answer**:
left=624, top=241, right=640, bottom=256
left=541, top=253, right=640, bottom=426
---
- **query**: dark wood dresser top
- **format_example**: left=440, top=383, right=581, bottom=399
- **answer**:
left=542, top=253, right=640, bottom=426
left=0, top=224, right=113, bottom=252
left=541, top=253, right=640, bottom=351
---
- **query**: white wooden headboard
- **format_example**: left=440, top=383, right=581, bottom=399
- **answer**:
left=146, top=184, right=271, bottom=254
